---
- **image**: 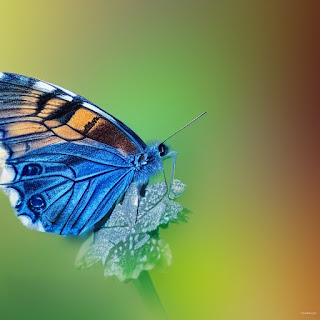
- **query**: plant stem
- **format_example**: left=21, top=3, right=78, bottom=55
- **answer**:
left=133, top=271, right=168, bottom=319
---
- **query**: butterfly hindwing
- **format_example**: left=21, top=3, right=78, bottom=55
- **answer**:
left=2, top=142, right=135, bottom=235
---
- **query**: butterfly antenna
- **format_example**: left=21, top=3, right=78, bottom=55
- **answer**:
left=161, top=112, right=207, bottom=144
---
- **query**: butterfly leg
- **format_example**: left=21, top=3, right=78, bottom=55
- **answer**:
left=167, top=151, right=178, bottom=199
left=135, top=183, right=147, bottom=222
left=139, top=183, right=147, bottom=197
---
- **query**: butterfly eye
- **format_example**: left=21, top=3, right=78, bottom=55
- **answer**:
left=158, top=143, right=168, bottom=157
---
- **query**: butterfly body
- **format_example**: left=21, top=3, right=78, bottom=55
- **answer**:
left=0, top=72, right=169, bottom=235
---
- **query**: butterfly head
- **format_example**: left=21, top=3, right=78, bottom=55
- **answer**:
left=130, top=142, right=171, bottom=184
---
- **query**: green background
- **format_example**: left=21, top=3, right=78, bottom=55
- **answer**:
left=0, top=1, right=319, bottom=320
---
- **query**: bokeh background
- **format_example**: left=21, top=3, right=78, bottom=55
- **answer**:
left=0, top=1, right=319, bottom=319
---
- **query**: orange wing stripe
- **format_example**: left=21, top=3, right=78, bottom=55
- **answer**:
left=67, top=108, right=99, bottom=132
left=45, top=120, right=62, bottom=128
left=6, top=122, right=47, bottom=138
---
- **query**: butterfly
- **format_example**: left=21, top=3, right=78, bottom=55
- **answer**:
left=0, top=72, right=174, bottom=236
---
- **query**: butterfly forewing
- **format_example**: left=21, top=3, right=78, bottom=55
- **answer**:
left=0, top=72, right=146, bottom=158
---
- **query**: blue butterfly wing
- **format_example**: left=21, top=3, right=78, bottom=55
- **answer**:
left=2, top=142, right=135, bottom=235
left=0, top=72, right=144, bottom=235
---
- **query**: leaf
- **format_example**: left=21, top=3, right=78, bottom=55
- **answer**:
left=104, top=237, right=172, bottom=282
left=76, top=179, right=187, bottom=281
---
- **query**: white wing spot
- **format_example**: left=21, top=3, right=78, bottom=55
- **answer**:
left=33, top=81, right=56, bottom=93
left=0, top=147, right=9, bottom=167
left=55, top=85, right=77, bottom=97
left=57, top=94, right=73, bottom=102
left=82, top=102, right=114, bottom=121
left=62, top=88, right=76, bottom=97
left=18, top=215, right=45, bottom=232
left=7, top=188, right=20, bottom=207
left=0, top=165, right=15, bottom=183
left=0, top=72, right=5, bottom=79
